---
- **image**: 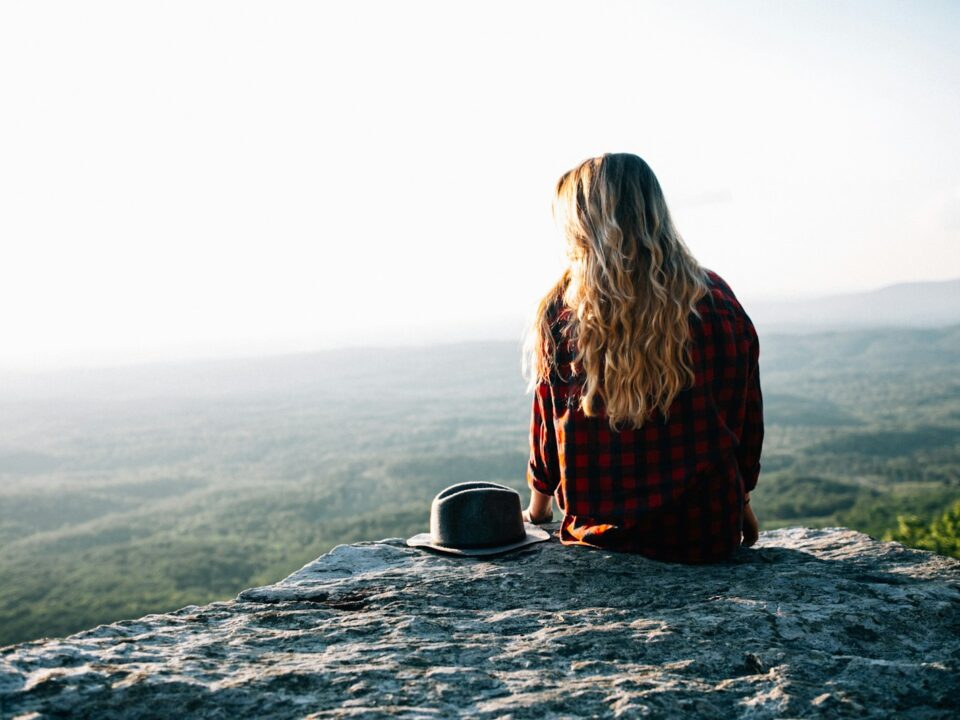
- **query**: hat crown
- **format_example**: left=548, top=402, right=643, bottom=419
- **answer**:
left=430, top=482, right=526, bottom=549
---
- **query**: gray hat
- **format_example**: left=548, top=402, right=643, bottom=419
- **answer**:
left=406, top=481, right=550, bottom=557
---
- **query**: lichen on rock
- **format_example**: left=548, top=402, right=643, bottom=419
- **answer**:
left=2, top=526, right=958, bottom=719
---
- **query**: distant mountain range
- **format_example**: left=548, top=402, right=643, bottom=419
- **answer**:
left=746, top=278, right=960, bottom=334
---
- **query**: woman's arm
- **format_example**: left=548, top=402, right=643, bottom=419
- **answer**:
left=525, top=380, right=559, bottom=524
left=738, top=320, right=762, bottom=548
left=737, top=322, right=764, bottom=494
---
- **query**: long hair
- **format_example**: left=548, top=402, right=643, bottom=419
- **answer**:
left=523, top=153, right=709, bottom=430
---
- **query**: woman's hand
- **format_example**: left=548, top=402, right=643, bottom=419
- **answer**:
left=523, top=506, right=554, bottom=524
left=523, top=487, right=554, bottom=524
left=742, top=496, right=760, bottom=547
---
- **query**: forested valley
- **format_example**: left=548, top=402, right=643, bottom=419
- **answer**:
left=2, top=325, right=959, bottom=647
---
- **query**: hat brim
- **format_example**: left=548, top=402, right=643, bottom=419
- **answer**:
left=406, top=523, right=551, bottom=557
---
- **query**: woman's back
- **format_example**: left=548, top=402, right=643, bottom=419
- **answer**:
left=523, top=153, right=763, bottom=563
left=527, top=268, right=762, bottom=563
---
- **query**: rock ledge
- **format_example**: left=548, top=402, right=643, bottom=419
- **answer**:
left=2, top=527, right=959, bottom=719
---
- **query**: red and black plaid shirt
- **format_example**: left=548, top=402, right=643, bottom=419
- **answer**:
left=526, top=269, right=763, bottom=563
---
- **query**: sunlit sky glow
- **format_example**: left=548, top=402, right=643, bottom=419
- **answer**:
left=1, top=0, right=958, bottom=370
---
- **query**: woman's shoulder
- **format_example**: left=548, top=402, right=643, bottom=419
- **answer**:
left=700, top=269, right=745, bottom=314
left=545, top=295, right=573, bottom=336
left=698, top=269, right=758, bottom=340
left=541, top=296, right=579, bottom=374
left=703, top=268, right=737, bottom=301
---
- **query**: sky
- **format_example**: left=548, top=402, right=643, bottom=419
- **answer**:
left=1, top=0, right=958, bottom=370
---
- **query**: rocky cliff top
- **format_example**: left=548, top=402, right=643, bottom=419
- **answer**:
left=2, top=526, right=959, bottom=719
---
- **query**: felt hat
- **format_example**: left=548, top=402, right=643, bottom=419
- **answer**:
left=406, top=481, right=550, bottom=557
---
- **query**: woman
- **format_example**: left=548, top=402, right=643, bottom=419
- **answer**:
left=521, top=153, right=762, bottom=563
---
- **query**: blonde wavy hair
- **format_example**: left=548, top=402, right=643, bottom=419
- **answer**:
left=524, top=153, right=709, bottom=430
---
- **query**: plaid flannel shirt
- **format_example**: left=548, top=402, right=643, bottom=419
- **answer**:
left=526, top=269, right=763, bottom=563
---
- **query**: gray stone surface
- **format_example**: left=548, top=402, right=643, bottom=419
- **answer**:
left=1, top=526, right=959, bottom=719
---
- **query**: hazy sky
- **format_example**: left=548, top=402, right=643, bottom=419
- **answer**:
left=1, top=0, right=958, bottom=370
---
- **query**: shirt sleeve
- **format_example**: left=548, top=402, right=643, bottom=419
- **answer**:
left=736, top=321, right=764, bottom=493
left=526, top=380, right=561, bottom=496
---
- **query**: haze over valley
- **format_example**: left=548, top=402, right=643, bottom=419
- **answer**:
left=1, top=278, right=959, bottom=647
